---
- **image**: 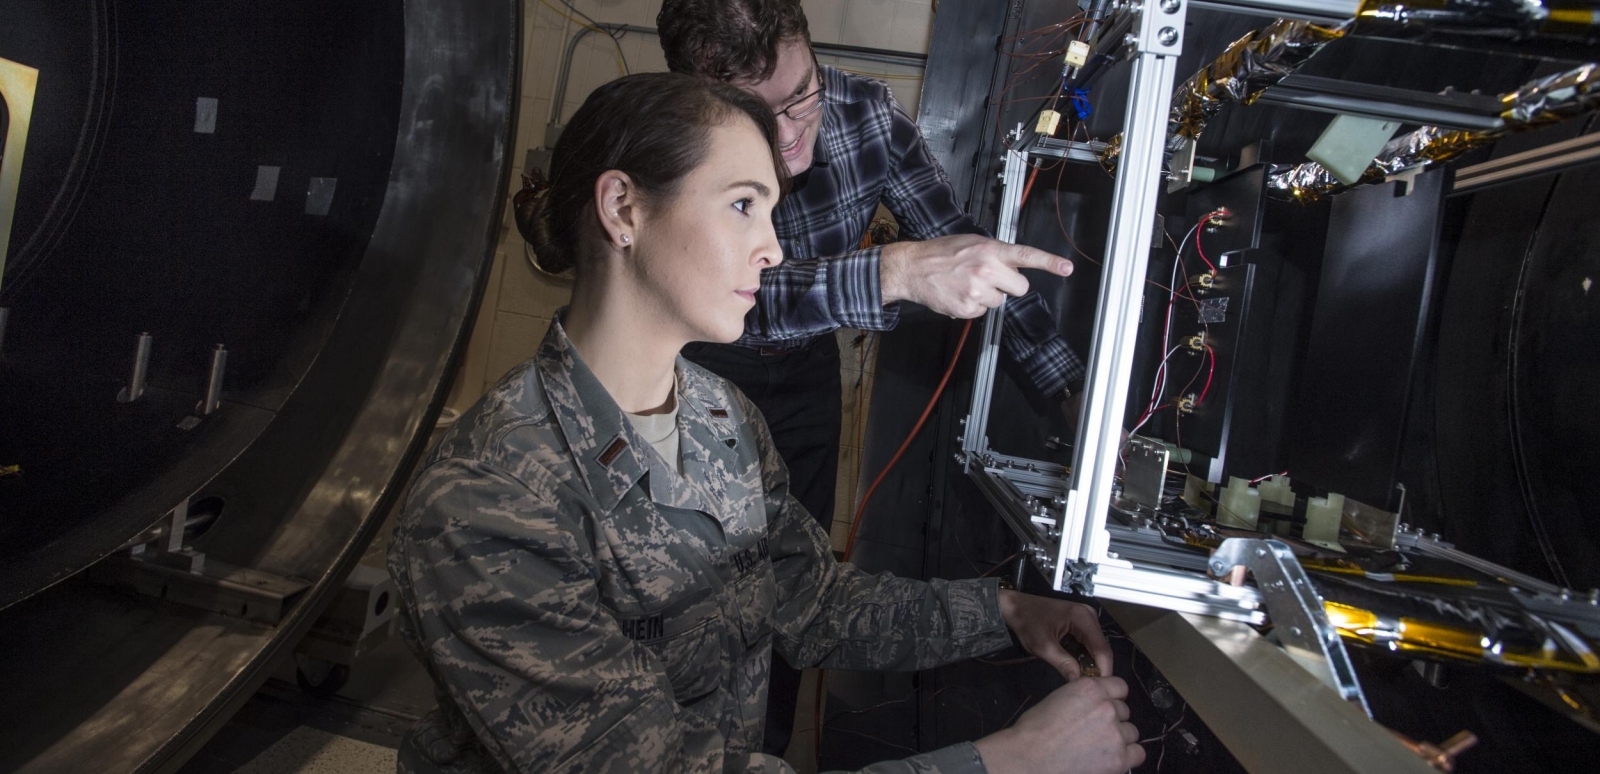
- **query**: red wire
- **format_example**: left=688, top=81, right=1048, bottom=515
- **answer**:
left=1197, top=345, right=1217, bottom=404
left=1193, top=215, right=1218, bottom=275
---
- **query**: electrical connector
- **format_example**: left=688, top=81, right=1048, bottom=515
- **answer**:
left=1185, top=334, right=1206, bottom=352
left=1176, top=394, right=1197, bottom=414
left=1036, top=109, right=1062, bottom=136
left=1065, top=40, right=1090, bottom=68
left=1191, top=271, right=1216, bottom=289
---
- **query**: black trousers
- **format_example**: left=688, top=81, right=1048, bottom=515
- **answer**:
left=682, top=335, right=842, bottom=757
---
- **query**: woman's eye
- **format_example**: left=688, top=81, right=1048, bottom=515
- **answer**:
left=734, top=197, right=753, bottom=214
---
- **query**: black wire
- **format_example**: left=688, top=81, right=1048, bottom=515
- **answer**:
left=554, top=0, right=604, bottom=30
left=556, top=0, right=630, bottom=74
left=822, top=726, right=922, bottom=757
left=612, top=30, right=631, bottom=74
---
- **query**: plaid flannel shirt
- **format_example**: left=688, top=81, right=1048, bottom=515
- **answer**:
left=743, top=66, right=1085, bottom=397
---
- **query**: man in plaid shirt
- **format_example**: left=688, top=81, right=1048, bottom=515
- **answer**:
left=660, top=0, right=1086, bottom=754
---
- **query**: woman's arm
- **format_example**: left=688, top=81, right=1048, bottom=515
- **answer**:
left=740, top=394, right=1013, bottom=673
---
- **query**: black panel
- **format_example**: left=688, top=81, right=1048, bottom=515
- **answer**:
left=1284, top=170, right=1448, bottom=508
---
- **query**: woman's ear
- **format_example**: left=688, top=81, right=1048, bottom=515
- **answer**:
left=593, top=170, right=639, bottom=251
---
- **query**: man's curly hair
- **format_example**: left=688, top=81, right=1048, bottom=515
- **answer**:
left=657, top=0, right=812, bottom=83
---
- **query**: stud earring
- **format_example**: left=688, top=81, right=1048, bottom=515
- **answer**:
left=621, top=234, right=631, bottom=244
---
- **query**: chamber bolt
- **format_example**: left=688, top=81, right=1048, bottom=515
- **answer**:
left=1158, top=27, right=1179, bottom=46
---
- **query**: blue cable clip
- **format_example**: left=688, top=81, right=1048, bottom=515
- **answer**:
left=1069, top=87, right=1093, bottom=120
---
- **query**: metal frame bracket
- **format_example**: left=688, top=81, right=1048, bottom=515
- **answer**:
left=1209, top=538, right=1372, bottom=715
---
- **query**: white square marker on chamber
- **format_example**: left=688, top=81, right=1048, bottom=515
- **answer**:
left=306, top=177, right=338, bottom=216
left=251, top=166, right=281, bottom=201
left=194, top=97, right=218, bottom=133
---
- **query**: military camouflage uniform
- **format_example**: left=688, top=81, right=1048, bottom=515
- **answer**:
left=388, top=318, right=1012, bottom=773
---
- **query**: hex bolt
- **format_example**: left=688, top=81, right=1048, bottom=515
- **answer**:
left=1158, top=27, right=1179, bottom=46
left=1160, top=0, right=1181, bottom=12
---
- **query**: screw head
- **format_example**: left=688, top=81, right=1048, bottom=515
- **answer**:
left=1289, top=626, right=1303, bottom=638
left=1209, top=560, right=1227, bottom=574
left=1158, top=27, right=1179, bottom=46
left=1160, top=0, right=1181, bottom=12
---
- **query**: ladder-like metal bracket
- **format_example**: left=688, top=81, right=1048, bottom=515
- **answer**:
left=1209, top=537, right=1372, bottom=716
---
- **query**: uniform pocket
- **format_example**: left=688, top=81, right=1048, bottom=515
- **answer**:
left=640, top=602, right=728, bottom=706
left=730, top=564, right=778, bottom=648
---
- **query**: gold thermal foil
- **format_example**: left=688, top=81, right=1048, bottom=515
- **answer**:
left=1268, top=62, right=1600, bottom=202
left=1101, top=19, right=1348, bottom=166
left=1169, top=19, right=1349, bottom=141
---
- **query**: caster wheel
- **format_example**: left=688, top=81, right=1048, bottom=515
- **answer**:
left=295, top=657, right=351, bottom=698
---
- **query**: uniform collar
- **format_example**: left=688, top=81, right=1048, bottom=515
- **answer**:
left=536, top=318, right=745, bottom=525
left=536, top=317, right=648, bottom=514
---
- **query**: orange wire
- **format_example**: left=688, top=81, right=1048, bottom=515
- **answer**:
left=844, top=318, right=973, bottom=562
left=815, top=318, right=974, bottom=764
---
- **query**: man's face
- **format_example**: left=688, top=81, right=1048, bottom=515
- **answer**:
left=733, top=38, right=823, bottom=177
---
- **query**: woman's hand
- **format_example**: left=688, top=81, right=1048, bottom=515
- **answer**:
left=973, top=676, right=1143, bottom=774
left=997, top=589, right=1114, bottom=680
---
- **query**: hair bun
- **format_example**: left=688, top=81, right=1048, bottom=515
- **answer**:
left=513, top=170, right=573, bottom=277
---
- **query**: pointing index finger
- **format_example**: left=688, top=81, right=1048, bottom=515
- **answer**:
left=999, top=243, right=1073, bottom=277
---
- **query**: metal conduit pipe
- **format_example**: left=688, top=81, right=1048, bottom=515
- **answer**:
left=546, top=23, right=928, bottom=145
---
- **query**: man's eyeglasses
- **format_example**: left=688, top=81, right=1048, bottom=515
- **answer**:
left=776, top=73, right=824, bottom=122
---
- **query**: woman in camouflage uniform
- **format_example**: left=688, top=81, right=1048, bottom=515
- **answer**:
left=387, top=72, right=1143, bottom=774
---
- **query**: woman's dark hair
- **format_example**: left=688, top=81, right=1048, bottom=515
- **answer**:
left=524, top=72, right=786, bottom=275
left=657, top=0, right=812, bottom=82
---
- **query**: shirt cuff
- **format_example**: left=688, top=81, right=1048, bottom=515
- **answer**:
left=894, top=741, right=990, bottom=774
left=949, top=577, right=1011, bottom=654
left=1018, top=336, right=1086, bottom=399
left=826, top=246, right=901, bottom=332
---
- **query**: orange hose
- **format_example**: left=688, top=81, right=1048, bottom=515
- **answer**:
left=844, top=319, right=973, bottom=561
left=814, top=319, right=973, bottom=764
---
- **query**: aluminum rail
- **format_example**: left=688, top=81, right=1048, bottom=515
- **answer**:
left=1451, top=131, right=1600, bottom=193
left=1190, top=0, right=1359, bottom=23
left=1057, top=0, right=1189, bottom=582
left=1256, top=73, right=1507, bottom=132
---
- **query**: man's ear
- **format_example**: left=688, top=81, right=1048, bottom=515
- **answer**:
left=593, top=170, right=640, bottom=250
